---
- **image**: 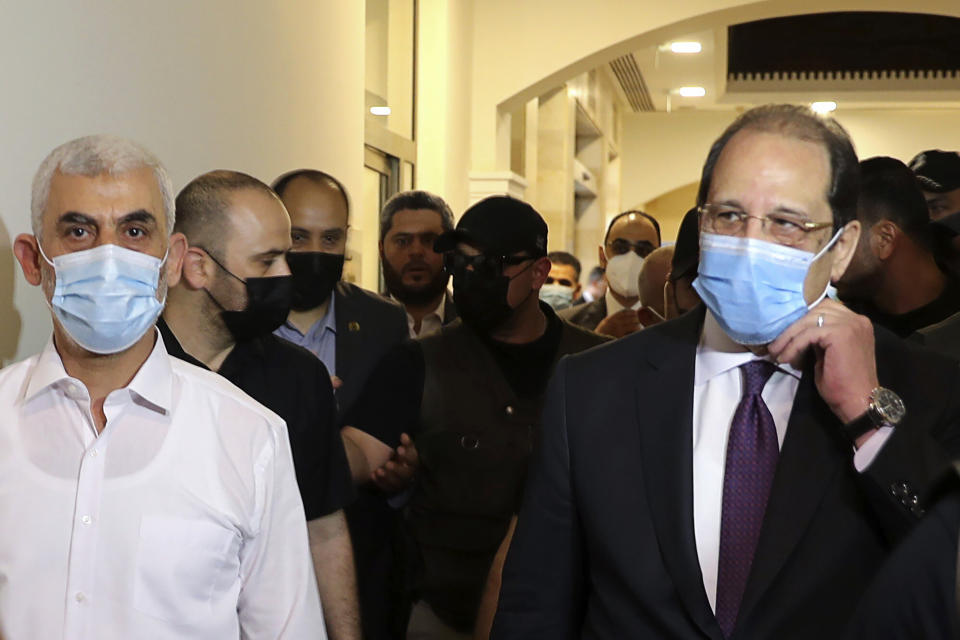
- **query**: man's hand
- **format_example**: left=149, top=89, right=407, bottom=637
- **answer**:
left=371, top=433, right=419, bottom=493
left=767, top=299, right=878, bottom=428
left=595, top=309, right=641, bottom=338
left=331, top=375, right=343, bottom=390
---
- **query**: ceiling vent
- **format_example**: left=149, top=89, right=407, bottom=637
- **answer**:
left=609, top=53, right=654, bottom=112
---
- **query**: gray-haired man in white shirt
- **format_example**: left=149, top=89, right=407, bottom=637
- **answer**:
left=1, top=135, right=325, bottom=639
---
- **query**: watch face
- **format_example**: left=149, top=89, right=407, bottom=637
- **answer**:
left=872, top=387, right=906, bottom=425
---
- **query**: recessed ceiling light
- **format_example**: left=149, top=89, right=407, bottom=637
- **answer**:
left=677, top=86, right=706, bottom=97
left=370, top=106, right=391, bottom=116
left=811, top=101, right=837, bottom=114
left=670, top=41, right=702, bottom=54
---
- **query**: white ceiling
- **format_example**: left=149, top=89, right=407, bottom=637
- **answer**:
left=626, top=26, right=960, bottom=113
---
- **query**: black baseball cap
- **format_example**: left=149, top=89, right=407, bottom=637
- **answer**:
left=908, top=150, right=960, bottom=193
left=670, top=207, right=700, bottom=281
left=434, top=195, right=548, bottom=256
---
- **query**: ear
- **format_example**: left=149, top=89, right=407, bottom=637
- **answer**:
left=164, top=233, right=188, bottom=288
left=598, top=245, right=607, bottom=269
left=13, top=234, right=43, bottom=286
left=180, top=245, right=216, bottom=290
left=530, top=256, right=551, bottom=289
left=378, top=241, right=385, bottom=257
left=829, top=220, right=862, bottom=283
left=573, top=282, right=582, bottom=299
left=870, top=220, right=898, bottom=261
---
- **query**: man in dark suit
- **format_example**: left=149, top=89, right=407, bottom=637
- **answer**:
left=272, top=169, right=408, bottom=417
left=379, top=190, right=458, bottom=338
left=492, top=105, right=960, bottom=640
left=271, top=169, right=409, bottom=640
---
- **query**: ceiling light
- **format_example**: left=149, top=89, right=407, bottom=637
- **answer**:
left=670, top=41, right=702, bottom=54
left=370, top=106, right=391, bottom=116
left=676, top=86, right=706, bottom=98
left=811, top=101, right=837, bottom=114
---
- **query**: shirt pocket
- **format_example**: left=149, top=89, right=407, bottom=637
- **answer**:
left=132, top=515, right=238, bottom=622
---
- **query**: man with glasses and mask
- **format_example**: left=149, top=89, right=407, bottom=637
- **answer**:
left=561, top=210, right=661, bottom=338
left=1, top=137, right=324, bottom=638
left=493, top=105, right=960, bottom=640
left=158, top=170, right=359, bottom=640
left=342, top=196, right=606, bottom=639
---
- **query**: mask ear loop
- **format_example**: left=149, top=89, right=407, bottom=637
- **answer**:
left=805, top=224, right=847, bottom=310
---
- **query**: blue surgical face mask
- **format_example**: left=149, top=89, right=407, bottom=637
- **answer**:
left=692, top=229, right=842, bottom=345
left=539, top=283, right=575, bottom=310
left=39, top=243, right=167, bottom=354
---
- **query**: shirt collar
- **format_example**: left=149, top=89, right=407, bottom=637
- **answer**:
left=393, top=292, right=446, bottom=320
left=23, top=328, right=173, bottom=414
left=695, top=310, right=802, bottom=386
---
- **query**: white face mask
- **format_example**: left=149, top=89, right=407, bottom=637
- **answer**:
left=605, top=252, right=645, bottom=298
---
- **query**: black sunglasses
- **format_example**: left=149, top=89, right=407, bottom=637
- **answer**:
left=443, top=251, right=535, bottom=278
left=606, top=238, right=655, bottom=258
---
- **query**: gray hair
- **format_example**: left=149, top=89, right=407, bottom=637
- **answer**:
left=31, top=134, right=175, bottom=237
left=379, top=190, right=454, bottom=243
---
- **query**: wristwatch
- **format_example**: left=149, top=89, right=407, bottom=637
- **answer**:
left=842, top=387, right=906, bottom=443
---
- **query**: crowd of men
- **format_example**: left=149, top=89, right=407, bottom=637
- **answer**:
left=3, top=103, right=960, bottom=640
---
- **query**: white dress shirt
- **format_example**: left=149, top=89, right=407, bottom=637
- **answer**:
left=692, top=311, right=892, bottom=611
left=0, top=331, right=326, bottom=640
left=398, top=293, right=446, bottom=339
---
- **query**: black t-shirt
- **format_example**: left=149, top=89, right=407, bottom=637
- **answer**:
left=850, top=278, right=960, bottom=338
left=159, top=318, right=355, bottom=520
left=343, top=303, right=564, bottom=448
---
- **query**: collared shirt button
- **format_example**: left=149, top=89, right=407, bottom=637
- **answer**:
left=80, top=515, right=92, bottom=525
left=75, top=592, right=86, bottom=603
left=89, top=449, right=98, bottom=458
left=505, top=405, right=515, bottom=416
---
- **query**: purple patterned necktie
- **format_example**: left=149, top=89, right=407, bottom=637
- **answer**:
left=715, top=359, right=780, bottom=638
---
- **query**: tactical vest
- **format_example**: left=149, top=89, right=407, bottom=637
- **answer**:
left=410, top=317, right=606, bottom=630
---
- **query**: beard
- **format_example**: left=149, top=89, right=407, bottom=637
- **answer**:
left=382, top=258, right=450, bottom=307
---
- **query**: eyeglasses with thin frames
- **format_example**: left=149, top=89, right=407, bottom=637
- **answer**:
left=698, top=203, right=834, bottom=247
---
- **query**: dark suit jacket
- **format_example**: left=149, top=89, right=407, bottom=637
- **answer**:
left=334, top=281, right=409, bottom=417
left=916, top=310, right=960, bottom=363
left=845, top=464, right=960, bottom=640
left=559, top=297, right=606, bottom=332
left=492, top=308, right=960, bottom=640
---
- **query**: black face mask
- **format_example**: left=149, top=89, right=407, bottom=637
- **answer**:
left=286, top=252, right=345, bottom=311
left=452, top=260, right=534, bottom=334
left=202, top=251, right=294, bottom=342
left=932, top=210, right=960, bottom=237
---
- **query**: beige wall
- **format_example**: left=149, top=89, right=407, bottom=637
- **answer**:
left=622, top=108, right=960, bottom=220
left=643, top=183, right=699, bottom=244
left=0, top=1, right=364, bottom=364
left=416, top=0, right=475, bottom=217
